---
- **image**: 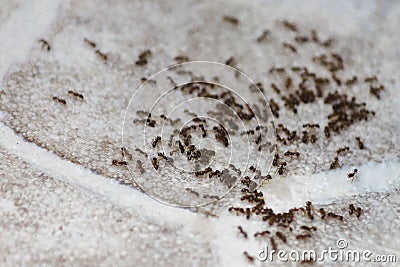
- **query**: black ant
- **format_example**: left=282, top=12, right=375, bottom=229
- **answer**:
left=136, top=49, right=152, bottom=65
left=151, top=157, right=159, bottom=170
left=243, top=251, right=254, bottom=262
left=282, top=42, right=297, bottom=53
left=95, top=50, right=107, bottom=61
left=223, top=15, right=239, bottom=25
left=330, top=157, right=339, bottom=170
left=112, top=159, right=127, bottom=166
left=276, top=231, right=287, bottom=243
left=254, top=230, right=270, bottom=238
left=355, top=137, right=364, bottom=149
left=120, top=147, right=132, bottom=160
left=84, top=38, right=96, bottom=48
left=256, top=30, right=270, bottom=42
left=68, top=90, right=84, bottom=100
left=53, top=96, right=66, bottom=105
left=38, top=39, right=51, bottom=51
left=136, top=160, right=145, bottom=174
left=347, top=169, right=358, bottom=182
left=174, top=55, right=190, bottom=62
left=337, top=146, right=350, bottom=155
left=152, top=136, right=161, bottom=147
left=281, top=20, right=298, bottom=32
left=296, top=234, right=312, bottom=240
left=237, top=226, right=248, bottom=239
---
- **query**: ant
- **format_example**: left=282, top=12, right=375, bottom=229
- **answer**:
left=136, top=49, right=152, bottom=66
left=294, top=36, right=309, bottom=44
left=38, top=39, right=51, bottom=51
left=271, top=83, right=281, bottom=94
left=254, top=230, right=270, bottom=238
left=53, top=96, right=66, bottom=105
left=303, top=123, right=320, bottom=128
left=225, top=56, right=236, bottom=67
left=327, top=212, right=343, bottom=221
left=243, top=251, right=254, bottom=262
left=185, top=188, right=200, bottom=197
left=276, top=231, right=287, bottom=243
left=282, top=42, right=297, bottom=53
left=355, top=137, right=364, bottom=149
left=330, top=157, right=339, bottom=169
left=281, top=20, right=298, bottom=32
left=318, top=208, right=326, bottom=220
left=39, top=39, right=51, bottom=51
left=284, top=151, right=300, bottom=157
left=112, top=159, right=127, bottom=166
left=364, top=76, right=377, bottom=83
left=151, top=157, right=159, bottom=170
left=336, top=146, right=350, bottom=155
left=345, top=76, right=358, bottom=86
left=296, top=234, right=312, bottom=240
left=120, top=147, right=132, bottom=160
left=95, top=50, right=107, bottom=61
left=300, top=225, right=317, bottom=231
left=347, top=169, right=358, bottom=182
left=84, top=38, right=96, bottom=48
left=223, top=15, right=239, bottom=25
left=136, top=160, right=145, bottom=174
left=135, top=147, right=147, bottom=156
left=237, top=226, right=248, bottom=239
left=174, top=55, right=190, bottom=62
left=256, top=30, right=270, bottom=42
left=68, top=90, right=84, bottom=100
left=349, top=204, right=362, bottom=218
left=152, top=136, right=161, bottom=147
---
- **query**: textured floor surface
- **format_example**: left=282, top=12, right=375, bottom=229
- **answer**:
left=0, top=0, right=399, bottom=266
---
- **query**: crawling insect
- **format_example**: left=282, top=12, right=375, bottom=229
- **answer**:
left=112, top=159, right=128, bottom=166
left=237, top=226, right=248, bottom=239
left=68, top=90, right=84, bottom=100
left=135, top=50, right=152, bottom=66
left=281, top=20, right=298, bottom=32
left=95, top=49, right=107, bottom=61
left=300, top=225, right=317, bottom=231
left=53, top=96, right=66, bottom=105
left=282, top=42, right=297, bottom=53
left=174, top=55, right=190, bottom=62
left=243, top=251, right=254, bottom=262
left=136, top=160, right=145, bottom=174
left=38, top=39, right=51, bottom=51
left=84, top=38, right=96, bottom=48
left=223, top=15, right=239, bottom=25
left=330, top=157, right=339, bottom=170
left=303, top=123, right=320, bottom=128
left=185, top=188, right=200, bottom=197
left=296, top=234, right=312, bottom=240
left=254, top=230, right=270, bottom=238
left=336, top=146, right=350, bottom=155
left=355, top=137, right=365, bottom=149
left=152, top=136, right=161, bottom=147
left=120, top=147, right=132, bottom=160
left=347, top=168, right=358, bottom=182
left=256, top=29, right=270, bottom=42
left=318, top=208, right=326, bottom=220
left=276, top=231, right=287, bottom=243
left=225, top=56, right=236, bottom=67
left=151, top=157, right=159, bottom=170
